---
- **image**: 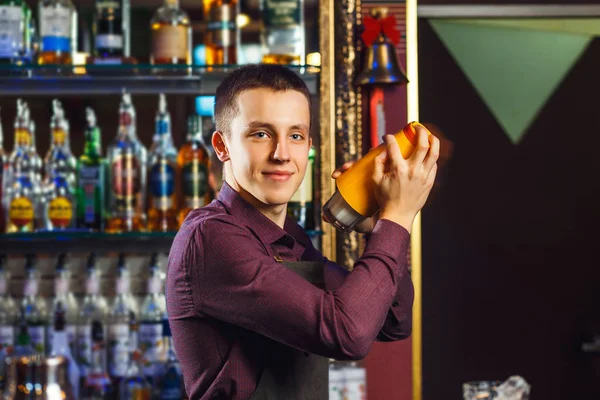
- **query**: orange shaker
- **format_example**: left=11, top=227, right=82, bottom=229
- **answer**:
left=322, top=121, right=432, bottom=232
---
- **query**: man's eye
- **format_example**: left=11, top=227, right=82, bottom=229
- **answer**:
left=290, top=133, right=304, bottom=140
left=253, top=131, right=268, bottom=138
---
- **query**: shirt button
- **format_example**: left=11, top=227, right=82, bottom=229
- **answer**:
left=392, top=301, right=399, bottom=307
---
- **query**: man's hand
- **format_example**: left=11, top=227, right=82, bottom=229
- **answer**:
left=326, top=161, right=379, bottom=234
left=373, top=126, right=439, bottom=233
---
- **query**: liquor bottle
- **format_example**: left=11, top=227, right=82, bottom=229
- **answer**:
left=81, top=320, right=114, bottom=399
left=43, top=99, right=77, bottom=231
left=28, top=115, right=43, bottom=187
left=150, top=0, right=191, bottom=66
left=148, top=94, right=178, bottom=232
left=47, top=254, right=78, bottom=356
left=5, top=101, right=39, bottom=232
left=0, top=108, right=6, bottom=233
left=93, top=0, right=129, bottom=59
left=106, top=91, right=147, bottom=233
left=21, top=255, right=48, bottom=356
left=0, top=0, right=32, bottom=64
left=37, top=0, right=77, bottom=65
left=2, top=321, right=36, bottom=400
left=119, top=349, right=152, bottom=400
left=77, top=253, right=109, bottom=391
left=138, top=253, right=166, bottom=383
left=0, top=255, right=18, bottom=393
left=204, top=0, right=238, bottom=65
left=177, top=114, right=211, bottom=225
left=260, top=0, right=304, bottom=65
left=49, top=296, right=80, bottom=400
left=77, top=107, right=105, bottom=231
left=159, top=318, right=185, bottom=400
left=107, top=254, right=132, bottom=386
left=287, top=146, right=314, bottom=229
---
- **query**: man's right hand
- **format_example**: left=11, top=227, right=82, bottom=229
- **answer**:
left=372, top=126, right=440, bottom=233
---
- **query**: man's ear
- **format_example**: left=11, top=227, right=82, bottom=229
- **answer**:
left=212, top=131, right=230, bottom=162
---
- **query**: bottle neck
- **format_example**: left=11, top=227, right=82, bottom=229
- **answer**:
left=165, top=0, right=179, bottom=8
left=83, top=127, right=102, bottom=158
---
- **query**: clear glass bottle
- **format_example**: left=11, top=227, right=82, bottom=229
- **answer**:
left=260, top=0, right=304, bottom=65
left=5, top=101, right=40, bottom=233
left=47, top=253, right=78, bottom=356
left=159, top=317, right=184, bottom=400
left=138, top=253, right=166, bottom=383
left=0, top=255, right=18, bottom=393
left=107, top=254, right=132, bottom=386
left=150, top=0, right=191, bottom=66
left=106, top=91, right=147, bottom=233
left=0, top=107, right=7, bottom=233
left=76, top=107, right=106, bottom=231
left=21, top=254, right=48, bottom=357
left=148, top=94, right=178, bottom=232
left=37, top=0, right=76, bottom=65
left=119, top=349, right=151, bottom=400
left=177, top=114, right=212, bottom=225
left=77, top=253, right=108, bottom=392
left=0, top=0, right=32, bottom=65
left=49, top=297, right=80, bottom=400
left=81, top=319, right=114, bottom=399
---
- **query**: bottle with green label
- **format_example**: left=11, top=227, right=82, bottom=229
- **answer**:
left=0, top=0, right=32, bottom=65
left=288, top=146, right=315, bottom=230
left=177, top=114, right=211, bottom=226
left=260, top=0, right=304, bottom=65
left=77, top=107, right=105, bottom=231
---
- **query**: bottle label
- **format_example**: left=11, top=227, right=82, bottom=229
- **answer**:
left=0, top=6, right=23, bottom=58
left=29, top=325, right=46, bottom=355
left=85, top=277, right=99, bottom=295
left=40, top=6, right=71, bottom=52
left=147, top=277, right=161, bottom=294
left=79, top=165, right=103, bottom=225
left=48, top=196, right=73, bottom=228
left=182, top=162, right=208, bottom=208
left=96, top=34, right=123, bottom=50
left=152, top=25, right=188, bottom=60
left=55, top=277, right=69, bottom=295
left=76, top=324, right=92, bottom=376
left=15, top=128, right=31, bottom=146
left=160, top=365, right=184, bottom=399
left=139, top=322, right=163, bottom=375
left=108, top=323, right=130, bottom=377
left=263, top=0, right=301, bottom=28
left=207, top=3, right=236, bottom=47
left=112, top=154, right=141, bottom=211
left=47, top=324, right=77, bottom=354
left=0, top=325, right=15, bottom=353
left=9, top=196, right=34, bottom=228
left=23, top=279, right=37, bottom=297
left=150, top=159, right=175, bottom=210
left=52, top=128, right=66, bottom=146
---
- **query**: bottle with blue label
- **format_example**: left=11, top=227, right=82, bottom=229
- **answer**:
left=148, top=93, right=178, bottom=232
left=37, top=0, right=76, bottom=65
left=0, top=0, right=32, bottom=65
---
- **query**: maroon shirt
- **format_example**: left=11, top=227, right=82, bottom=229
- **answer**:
left=166, top=182, right=414, bottom=400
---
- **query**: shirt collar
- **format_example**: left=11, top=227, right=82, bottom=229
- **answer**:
left=217, top=182, right=310, bottom=249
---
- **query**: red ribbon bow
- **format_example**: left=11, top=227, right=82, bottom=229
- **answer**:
left=361, top=15, right=401, bottom=47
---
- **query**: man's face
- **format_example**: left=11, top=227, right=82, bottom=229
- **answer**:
left=223, top=88, right=312, bottom=208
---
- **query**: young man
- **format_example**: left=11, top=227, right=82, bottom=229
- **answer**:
left=167, top=64, right=439, bottom=400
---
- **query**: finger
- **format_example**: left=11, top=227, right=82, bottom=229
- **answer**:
left=426, top=162, right=438, bottom=188
left=383, top=134, right=405, bottom=172
left=423, top=134, right=440, bottom=174
left=373, top=149, right=387, bottom=184
left=331, top=161, right=355, bottom=178
left=409, top=126, right=430, bottom=166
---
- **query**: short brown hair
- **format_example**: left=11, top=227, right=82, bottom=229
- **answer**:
left=214, top=64, right=312, bottom=136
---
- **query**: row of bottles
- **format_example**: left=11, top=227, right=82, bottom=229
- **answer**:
left=0, top=253, right=186, bottom=399
left=0, top=0, right=306, bottom=68
left=328, top=361, right=367, bottom=400
left=0, top=92, right=214, bottom=233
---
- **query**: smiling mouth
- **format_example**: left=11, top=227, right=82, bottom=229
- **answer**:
left=263, top=172, right=293, bottom=181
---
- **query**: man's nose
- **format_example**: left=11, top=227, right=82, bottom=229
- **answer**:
left=272, top=139, right=291, bottom=162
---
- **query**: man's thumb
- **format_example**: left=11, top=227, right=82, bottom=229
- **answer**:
left=373, top=150, right=386, bottom=183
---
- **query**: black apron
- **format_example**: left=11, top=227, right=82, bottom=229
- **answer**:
left=249, top=260, right=329, bottom=400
